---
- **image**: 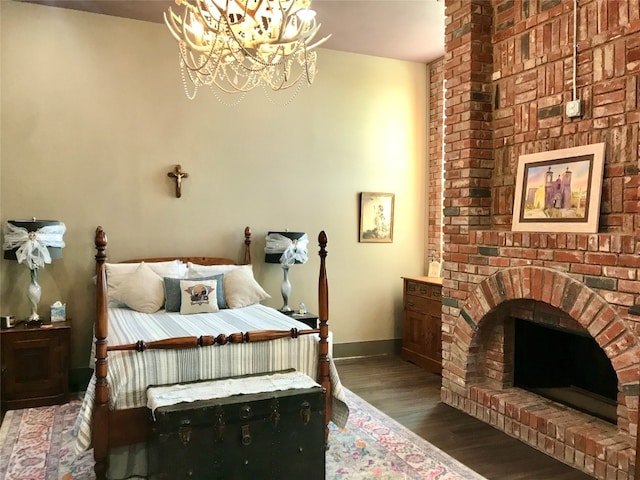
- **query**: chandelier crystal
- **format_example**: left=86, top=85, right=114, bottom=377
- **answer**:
left=164, top=0, right=331, bottom=98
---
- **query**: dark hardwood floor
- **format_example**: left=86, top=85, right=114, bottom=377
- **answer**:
left=334, top=354, right=594, bottom=480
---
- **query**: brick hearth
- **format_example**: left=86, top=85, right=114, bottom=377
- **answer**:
left=447, top=385, right=634, bottom=479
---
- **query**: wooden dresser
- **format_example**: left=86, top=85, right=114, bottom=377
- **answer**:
left=401, top=276, right=443, bottom=374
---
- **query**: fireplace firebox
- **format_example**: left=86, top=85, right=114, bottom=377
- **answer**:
left=514, top=318, right=618, bottom=423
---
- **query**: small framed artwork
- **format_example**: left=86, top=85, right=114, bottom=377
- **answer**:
left=359, top=192, right=395, bottom=243
left=512, top=143, right=605, bottom=233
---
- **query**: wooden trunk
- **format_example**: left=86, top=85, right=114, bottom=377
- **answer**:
left=148, top=378, right=326, bottom=480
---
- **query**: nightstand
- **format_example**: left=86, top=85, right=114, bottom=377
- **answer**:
left=1, top=320, right=71, bottom=412
left=291, top=313, right=319, bottom=329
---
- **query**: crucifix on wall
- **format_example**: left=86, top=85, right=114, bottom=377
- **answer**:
left=167, top=164, right=189, bottom=198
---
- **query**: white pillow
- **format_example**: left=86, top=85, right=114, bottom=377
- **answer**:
left=223, top=265, right=270, bottom=309
left=187, top=262, right=240, bottom=278
left=106, top=260, right=184, bottom=304
left=180, top=279, right=219, bottom=314
left=118, top=263, right=165, bottom=313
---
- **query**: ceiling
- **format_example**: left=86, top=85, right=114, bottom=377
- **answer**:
left=20, top=0, right=446, bottom=64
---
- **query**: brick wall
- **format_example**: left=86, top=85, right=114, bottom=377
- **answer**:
left=438, top=1, right=640, bottom=478
left=427, top=58, right=445, bottom=267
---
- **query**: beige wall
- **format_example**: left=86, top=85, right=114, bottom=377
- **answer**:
left=0, top=1, right=428, bottom=368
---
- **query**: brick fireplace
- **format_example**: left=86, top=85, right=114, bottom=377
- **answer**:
left=441, top=259, right=639, bottom=478
left=433, top=1, right=640, bottom=479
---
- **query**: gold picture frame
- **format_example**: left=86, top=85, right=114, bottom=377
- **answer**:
left=359, top=192, right=394, bottom=243
left=512, top=143, right=605, bottom=233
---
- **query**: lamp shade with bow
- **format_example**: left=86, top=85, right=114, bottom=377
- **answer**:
left=2, top=218, right=66, bottom=324
left=265, top=231, right=308, bottom=314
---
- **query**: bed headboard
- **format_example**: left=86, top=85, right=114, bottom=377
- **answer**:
left=117, top=226, right=253, bottom=266
left=121, top=256, right=236, bottom=265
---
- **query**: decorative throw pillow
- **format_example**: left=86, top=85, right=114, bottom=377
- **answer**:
left=223, top=265, right=270, bottom=309
left=180, top=279, right=219, bottom=314
left=164, top=274, right=226, bottom=312
left=106, top=260, right=184, bottom=305
left=117, top=262, right=165, bottom=313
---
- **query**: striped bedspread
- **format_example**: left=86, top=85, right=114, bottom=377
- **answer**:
left=73, top=304, right=348, bottom=454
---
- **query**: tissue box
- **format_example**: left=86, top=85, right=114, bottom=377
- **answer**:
left=51, top=303, right=66, bottom=322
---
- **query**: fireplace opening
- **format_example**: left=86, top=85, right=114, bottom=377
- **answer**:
left=514, top=318, right=617, bottom=423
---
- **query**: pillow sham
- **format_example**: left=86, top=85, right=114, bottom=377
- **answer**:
left=164, top=274, right=226, bottom=312
left=117, top=262, right=165, bottom=313
left=223, top=265, right=270, bottom=309
left=180, top=279, right=219, bottom=314
left=187, top=262, right=240, bottom=278
left=106, top=260, right=185, bottom=304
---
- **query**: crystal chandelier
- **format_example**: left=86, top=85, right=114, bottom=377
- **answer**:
left=164, top=0, right=330, bottom=98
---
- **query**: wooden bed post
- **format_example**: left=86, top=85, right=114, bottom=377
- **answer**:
left=243, top=226, right=252, bottom=265
left=317, top=231, right=332, bottom=441
left=93, top=227, right=109, bottom=480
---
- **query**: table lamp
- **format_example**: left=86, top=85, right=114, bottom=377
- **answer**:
left=2, top=218, right=66, bottom=325
left=265, top=231, right=308, bottom=314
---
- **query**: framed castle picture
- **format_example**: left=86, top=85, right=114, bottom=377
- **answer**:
left=512, top=143, right=605, bottom=233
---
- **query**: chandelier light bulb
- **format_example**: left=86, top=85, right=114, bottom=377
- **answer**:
left=187, top=17, right=205, bottom=43
left=296, top=9, right=316, bottom=22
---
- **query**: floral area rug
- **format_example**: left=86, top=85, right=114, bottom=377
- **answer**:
left=0, top=399, right=93, bottom=480
left=0, top=390, right=486, bottom=480
left=327, top=390, right=487, bottom=479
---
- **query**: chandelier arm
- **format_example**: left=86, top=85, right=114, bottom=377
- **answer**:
left=275, top=2, right=307, bottom=44
left=179, top=14, right=217, bottom=54
left=177, top=19, right=233, bottom=77
left=275, top=0, right=293, bottom=42
left=305, top=33, right=331, bottom=51
left=166, top=11, right=212, bottom=53
left=168, top=3, right=219, bottom=53
left=296, top=22, right=320, bottom=43
left=164, top=10, right=186, bottom=44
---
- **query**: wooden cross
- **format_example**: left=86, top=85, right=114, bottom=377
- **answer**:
left=167, top=164, right=189, bottom=198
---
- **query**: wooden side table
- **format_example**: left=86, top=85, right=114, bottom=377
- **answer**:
left=1, top=320, right=71, bottom=412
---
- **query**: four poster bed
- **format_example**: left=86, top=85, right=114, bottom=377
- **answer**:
left=72, top=226, right=347, bottom=480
